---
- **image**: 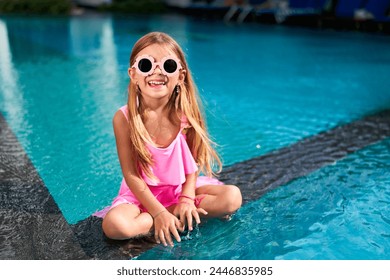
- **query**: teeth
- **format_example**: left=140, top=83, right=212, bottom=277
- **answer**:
left=149, top=81, right=166, bottom=85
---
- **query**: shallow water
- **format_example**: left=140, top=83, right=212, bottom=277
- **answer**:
left=0, top=13, right=390, bottom=255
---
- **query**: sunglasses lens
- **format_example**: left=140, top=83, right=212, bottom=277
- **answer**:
left=163, top=59, right=178, bottom=74
left=138, top=58, right=152, bottom=73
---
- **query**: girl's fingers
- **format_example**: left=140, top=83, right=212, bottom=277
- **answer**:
left=170, top=223, right=181, bottom=243
left=176, top=205, right=207, bottom=232
left=186, top=211, right=193, bottom=231
left=192, top=209, right=201, bottom=225
left=164, top=229, right=174, bottom=247
left=156, top=228, right=178, bottom=247
left=154, top=231, right=160, bottom=244
left=176, top=217, right=184, bottom=232
left=197, top=207, right=208, bottom=216
left=179, top=211, right=186, bottom=230
left=158, top=230, right=167, bottom=246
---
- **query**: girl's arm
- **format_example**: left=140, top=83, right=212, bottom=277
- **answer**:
left=113, top=110, right=182, bottom=246
left=180, top=172, right=197, bottom=200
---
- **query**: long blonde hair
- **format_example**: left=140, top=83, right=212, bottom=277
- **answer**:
left=127, top=32, right=222, bottom=179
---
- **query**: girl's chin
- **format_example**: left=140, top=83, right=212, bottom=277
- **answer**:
left=147, top=83, right=166, bottom=90
left=142, top=89, right=171, bottom=99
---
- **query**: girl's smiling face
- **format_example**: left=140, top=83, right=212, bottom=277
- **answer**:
left=129, top=44, right=186, bottom=103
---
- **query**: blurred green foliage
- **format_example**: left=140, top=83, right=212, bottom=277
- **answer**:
left=0, top=0, right=72, bottom=15
left=99, top=0, right=167, bottom=14
left=0, top=0, right=167, bottom=15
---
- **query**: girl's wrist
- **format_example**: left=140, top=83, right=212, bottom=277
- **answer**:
left=179, top=194, right=195, bottom=202
left=152, top=209, right=167, bottom=219
left=178, top=201, right=193, bottom=206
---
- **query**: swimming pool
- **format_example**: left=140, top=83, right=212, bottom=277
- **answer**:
left=0, top=12, right=389, bottom=259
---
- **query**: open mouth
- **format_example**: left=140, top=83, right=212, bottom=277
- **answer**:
left=148, top=80, right=167, bottom=87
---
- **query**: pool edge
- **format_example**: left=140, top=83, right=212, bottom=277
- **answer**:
left=0, top=113, right=88, bottom=259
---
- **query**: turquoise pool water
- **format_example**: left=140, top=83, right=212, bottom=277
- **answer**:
left=138, top=138, right=390, bottom=260
left=1, top=13, right=390, bottom=259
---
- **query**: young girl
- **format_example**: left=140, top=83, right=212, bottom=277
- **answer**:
left=101, top=32, right=242, bottom=247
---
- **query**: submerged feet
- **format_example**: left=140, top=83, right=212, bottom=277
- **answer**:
left=220, top=214, right=233, bottom=221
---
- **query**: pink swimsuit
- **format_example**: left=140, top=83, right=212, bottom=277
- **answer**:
left=94, top=105, right=222, bottom=218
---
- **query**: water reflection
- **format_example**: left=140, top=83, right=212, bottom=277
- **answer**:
left=0, top=15, right=124, bottom=223
left=0, top=19, right=26, bottom=138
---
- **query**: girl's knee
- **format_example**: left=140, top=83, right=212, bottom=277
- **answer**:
left=101, top=204, right=153, bottom=240
left=102, top=213, right=133, bottom=240
left=102, top=210, right=152, bottom=240
left=224, top=185, right=242, bottom=214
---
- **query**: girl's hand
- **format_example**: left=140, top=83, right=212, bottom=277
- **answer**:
left=153, top=210, right=182, bottom=247
left=173, top=201, right=208, bottom=231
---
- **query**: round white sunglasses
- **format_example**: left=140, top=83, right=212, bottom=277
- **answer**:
left=132, top=55, right=182, bottom=77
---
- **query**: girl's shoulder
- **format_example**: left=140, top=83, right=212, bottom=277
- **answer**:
left=112, top=105, right=129, bottom=131
left=118, top=105, right=129, bottom=121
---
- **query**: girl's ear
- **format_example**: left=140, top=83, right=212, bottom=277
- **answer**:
left=179, top=69, right=186, bottom=83
left=128, top=67, right=137, bottom=81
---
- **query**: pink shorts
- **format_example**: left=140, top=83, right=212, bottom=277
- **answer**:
left=93, top=176, right=223, bottom=218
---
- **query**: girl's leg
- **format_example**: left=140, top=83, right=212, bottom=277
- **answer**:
left=195, top=185, right=242, bottom=218
left=102, top=204, right=153, bottom=240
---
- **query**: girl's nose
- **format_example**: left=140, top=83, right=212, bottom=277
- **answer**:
left=153, top=65, right=162, bottom=74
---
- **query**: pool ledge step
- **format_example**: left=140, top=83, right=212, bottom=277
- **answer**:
left=0, top=114, right=87, bottom=259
